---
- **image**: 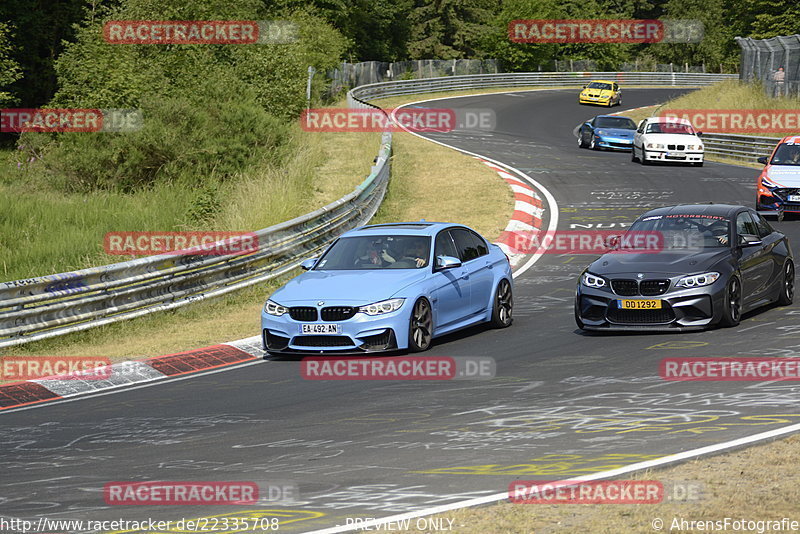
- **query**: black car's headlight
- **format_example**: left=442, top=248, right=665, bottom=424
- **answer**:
left=358, top=298, right=405, bottom=316
left=581, top=272, right=607, bottom=288
left=264, top=299, right=288, bottom=316
left=676, top=272, right=720, bottom=288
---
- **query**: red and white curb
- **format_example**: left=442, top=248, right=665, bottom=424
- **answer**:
left=0, top=336, right=265, bottom=411
left=478, top=158, right=545, bottom=267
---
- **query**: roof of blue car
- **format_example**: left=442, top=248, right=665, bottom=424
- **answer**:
left=346, top=222, right=455, bottom=237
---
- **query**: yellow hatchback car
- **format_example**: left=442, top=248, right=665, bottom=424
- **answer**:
left=578, top=80, right=622, bottom=107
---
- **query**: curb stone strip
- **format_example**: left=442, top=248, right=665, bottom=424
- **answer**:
left=479, top=158, right=545, bottom=266
left=0, top=341, right=264, bottom=411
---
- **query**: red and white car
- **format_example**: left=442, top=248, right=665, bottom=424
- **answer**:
left=756, top=135, right=800, bottom=214
left=631, top=117, right=704, bottom=166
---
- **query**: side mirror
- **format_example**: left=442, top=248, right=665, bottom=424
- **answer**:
left=696, top=131, right=703, bottom=137
left=435, top=255, right=462, bottom=270
left=738, top=235, right=762, bottom=247
left=757, top=156, right=768, bottom=165
left=606, top=235, right=621, bottom=250
left=582, top=84, right=587, bottom=89
left=300, top=258, right=318, bottom=271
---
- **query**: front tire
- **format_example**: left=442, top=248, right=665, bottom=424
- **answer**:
left=590, top=136, right=598, bottom=150
left=631, top=145, right=639, bottom=162
left=490, top=279, right=513, bottom=328
left=720, top=277, right=742, bottom=327
left=777, top=261, right=794, bottom=306
left=577, top=131, right=588, bottom=148
left=408, top=298, right=433, bottom=352
left=641, top=148, right=651, bottom=165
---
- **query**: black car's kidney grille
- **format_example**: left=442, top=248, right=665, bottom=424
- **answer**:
left=640, top=280, right=670, bottom=296
left=667, top=144, right=686, bottom=150
left=321, top=306, right=357, bottom=321
left=611, top=279, right=670, bottom=296
left=292, top=335, right=353, bottom=347
left=611, top=279, right=639, bottom=296
left=607, top=306, right=675, bottom=324
left=289, top=307, right=317, bottom=321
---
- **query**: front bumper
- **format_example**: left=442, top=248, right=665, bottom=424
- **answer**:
left=575, top=280, right=726, bottom=332
left=643, top=150, right=704, bottom=163
left=579, top=96, right=611, bottom=105
left=596, top=137, right=633, bottom=150
left=757, top=189, right=800, bottom=213
left=261, top=303, right=408, bottom=354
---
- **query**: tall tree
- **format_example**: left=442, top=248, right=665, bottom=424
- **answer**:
left=0, top=22, right=22, bottom=107
left=407, top=0, right=498, bottom=59
left=0, top=0, right=87, bottom=107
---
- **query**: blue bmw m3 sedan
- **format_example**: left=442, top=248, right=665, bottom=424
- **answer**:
left=261, top=222, right=514, bottom=354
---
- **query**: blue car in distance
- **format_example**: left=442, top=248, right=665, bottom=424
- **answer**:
left=261, top=222, right=514, bottom=355
left=577, top=115, right=637, bottom=151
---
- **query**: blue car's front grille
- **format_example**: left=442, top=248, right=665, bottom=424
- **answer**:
left=321, top=306, right=357, bottom=321
left=293, top=335, right=353, bottom=347
left=289, top=307, right=317, bottom=321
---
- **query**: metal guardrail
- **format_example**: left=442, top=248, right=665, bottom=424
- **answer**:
left=2, top=71, right=753, bottom=348
left=0, top=128, right=392, bottom=348
left=348, top=71, right=737, bottom=101
left=701, top=133, right=780, bottom=161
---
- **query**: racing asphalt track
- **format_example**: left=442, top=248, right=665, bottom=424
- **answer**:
left=3, top=88, right=800, bottom=534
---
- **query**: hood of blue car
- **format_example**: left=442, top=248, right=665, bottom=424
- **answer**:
left=597, top=128, right=634, bottom=139
left=270, top=269, right=428, bottom=304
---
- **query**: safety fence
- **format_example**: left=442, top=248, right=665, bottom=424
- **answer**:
left=701, top=133, right=780, bottom=161
left=2, top=71, right=759, bottom=348
left=737, top=34, right=800, bottom=97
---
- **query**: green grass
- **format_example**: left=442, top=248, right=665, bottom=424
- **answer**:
left=0, top=126, right=380, bottom=283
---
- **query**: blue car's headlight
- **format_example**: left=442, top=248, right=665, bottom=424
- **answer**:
left=264, top=299, right=288, bottom=316
left=358, top=298, right=405, bottom=316
left=581, top=272, right=607, bottom=288
left=596, top=129, right=606, bottom=136
left=676, top=272, right=720, bottom=288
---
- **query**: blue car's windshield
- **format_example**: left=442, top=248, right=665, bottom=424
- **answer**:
left=628, top=214, right=730, bottom=249
left=771, top=143, right=800, bottom=166
left=315, top=235, right=432, bottom=270
left=595, top=117, right=636, bottom=130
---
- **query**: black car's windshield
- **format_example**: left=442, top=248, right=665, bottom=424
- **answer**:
left=315, top=235, right=432, bottom=270
left=628, top=214, right=730, bottom=249
left=645, top=122, right=696, bottom=135
left=770, top=143, right=800, bottom=166
left=587, top=82, right=612, bottom=90
left=595, top=117, right=636, bottom=130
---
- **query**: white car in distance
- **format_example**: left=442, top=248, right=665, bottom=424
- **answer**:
left=632, top=117, right=704, bottom=167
